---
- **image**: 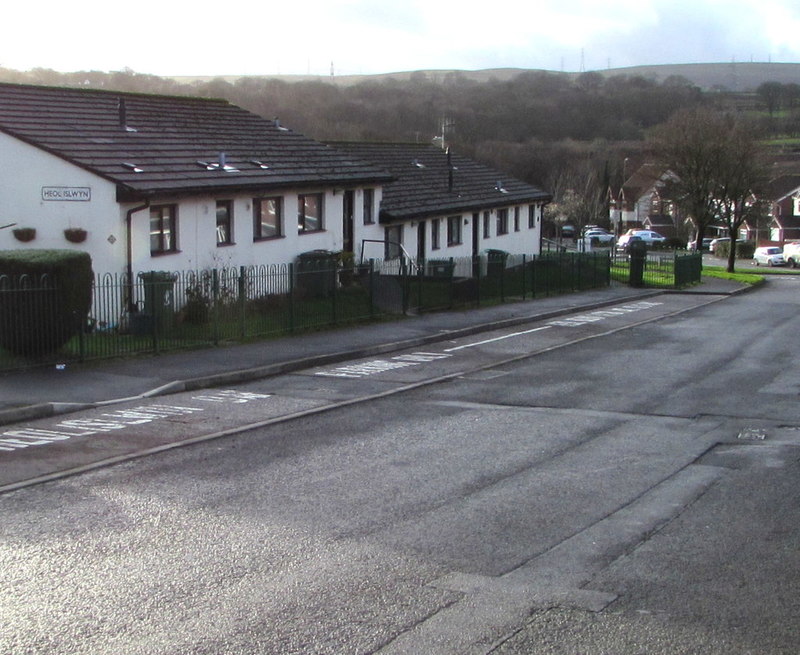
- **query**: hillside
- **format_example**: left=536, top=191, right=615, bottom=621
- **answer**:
left=171, top=62, right=800, bottom=92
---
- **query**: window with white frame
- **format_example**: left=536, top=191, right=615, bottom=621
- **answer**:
left=216, top=200, right=233, bottom=245
left=497, top=208, right=509, bottom=235
left=447, top=215, right=462, bottom=245
left=363, top=188, right=375, bottom=224
left=431, top=218, right=440, bottom=249
left=298, top=193, right=323, bottom=233
left=483, top=211, right=491, bottom=238
left=253, top=196, right=283, bottom=240
left=528, top=204, right=536, bottom=228
left=150, top=204, right=177, bottom=255
left=514, top=206, right=520, bottom=231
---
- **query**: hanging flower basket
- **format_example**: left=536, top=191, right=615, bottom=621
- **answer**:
left=64, top=227, right=88, bottom=243
left=12, top=227, right=36, bottom=242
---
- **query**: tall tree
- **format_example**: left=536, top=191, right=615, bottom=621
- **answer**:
left=711, top=119, right=768, bottom=272
left=651, top=108, right=729, bottom=253
left=652, top=108, right=766, bottom=273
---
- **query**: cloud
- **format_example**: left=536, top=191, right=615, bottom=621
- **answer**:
left=1, top=0, right=799, bottom=76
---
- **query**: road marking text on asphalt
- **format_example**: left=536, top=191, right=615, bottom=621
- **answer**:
left=314, top=352, right=452, bottom=379
left=314, top=302, right=665, bottom=379
left=0, top=390, right=272, bottom=453
left=546, top=301, right=663, bottom=327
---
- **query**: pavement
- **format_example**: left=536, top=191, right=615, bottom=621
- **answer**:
left=0, top=277, right=754, bottom=427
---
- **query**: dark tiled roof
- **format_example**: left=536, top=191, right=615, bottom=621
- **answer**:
left=0, top=83, right=392, bottom=201
left=763, top=174, right=800, bottom=201
left=330, top=142, right=551, bottom=222
left=621, top=163, right=666, bottom=199
left=772, top=214, right=800, bottom=228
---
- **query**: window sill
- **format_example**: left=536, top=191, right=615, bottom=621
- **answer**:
left=254, top=235, right=284, bottom=242
left=150, top=249, right=181, bottom=257
left=216, top=241, right=236, bottom=248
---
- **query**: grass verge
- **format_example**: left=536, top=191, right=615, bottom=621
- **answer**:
left=702, top=266, right=766, bottom=284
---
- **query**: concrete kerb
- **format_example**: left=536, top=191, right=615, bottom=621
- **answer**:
left=0, top=289, right=666, bottom=428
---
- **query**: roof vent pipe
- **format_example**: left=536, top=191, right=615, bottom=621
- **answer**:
left=447, top=147, right=453, bottom=191
left=219, top=152, right=227, bottom=168
left=118, top=98, right=127, bottom=129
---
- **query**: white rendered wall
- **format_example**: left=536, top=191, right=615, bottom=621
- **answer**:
left=0, top=132, right=126, bottom=277
left=395, top=203, right=543, bottom=263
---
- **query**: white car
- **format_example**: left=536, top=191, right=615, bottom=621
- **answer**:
left=709, top=237, right=730, bottom=254
left=752, top=246, right=785, bottom=267
left=616, top=230, right=666, bottom=250
left=783, top=242, right=800, bottom=268
left=583, top=228, right=615, bottom=244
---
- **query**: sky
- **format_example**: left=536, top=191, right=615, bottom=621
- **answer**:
left=4, top=0, right=800, bottom=78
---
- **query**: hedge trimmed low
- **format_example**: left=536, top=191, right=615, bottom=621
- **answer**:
left=0, top=249, right=93, bottom=356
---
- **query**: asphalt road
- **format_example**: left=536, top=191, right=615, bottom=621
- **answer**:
left=1, top=279, right=798, bottom=654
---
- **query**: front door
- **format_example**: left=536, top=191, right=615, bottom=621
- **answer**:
left=472, top=212, right=480, bottom=276
left=343, top=190, right=354, bottom=253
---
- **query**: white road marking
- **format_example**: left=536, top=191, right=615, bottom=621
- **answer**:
left=547, top=301, right=663, bottom=327
left=0, top=392, right=272, bottom=453
left=443, top=326, right=552, bottom=352
left=315, top=352, right=452, bottom=379
left=192, top=390, right=271, bottom=403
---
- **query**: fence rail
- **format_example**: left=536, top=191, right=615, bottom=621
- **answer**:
left=611, top=250, right=702, bottom=289
left=0, top=252, right=611, bottom=371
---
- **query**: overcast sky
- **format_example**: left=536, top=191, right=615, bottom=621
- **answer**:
left=4, top=0, right=799, bottom=77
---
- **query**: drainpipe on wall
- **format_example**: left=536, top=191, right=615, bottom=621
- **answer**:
left=125, top=200, right=150, bottom=312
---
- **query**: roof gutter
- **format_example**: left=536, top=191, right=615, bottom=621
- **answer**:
left=125, top=200, right=149, bottom=312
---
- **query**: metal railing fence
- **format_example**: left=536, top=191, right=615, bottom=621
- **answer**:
left=610, top=250, right=702, bottom=288
left=0, top=252, right=611, bottom=371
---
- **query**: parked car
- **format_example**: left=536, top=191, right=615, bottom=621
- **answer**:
left=616, top=229, right=666, bottom=251
left=688, top=237, right=714, bottom=251
left=782, top=242, right=800, bottom=268
left=709, top=237, right=729, bottom=254
left=583, top=228, right=615, bottom=245
left=752, top=246, right=785, bottom=267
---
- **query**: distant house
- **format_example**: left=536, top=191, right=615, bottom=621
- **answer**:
left=609, top=163, right=681, bottom=236
left=642, top=214, right=677, bottom=240
left=331, top=142, right=551, bottom=263
left=760, top=174, right=800, bottom=243
left=0, top=82, right=392, bottom=282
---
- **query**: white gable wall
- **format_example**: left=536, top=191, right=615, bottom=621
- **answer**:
left=0, top=131, right=125, bottom=276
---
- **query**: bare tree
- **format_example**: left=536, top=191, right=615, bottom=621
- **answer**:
left=651, top=108, right=727, bottom=252
left=710, top=119, right=768, bottom=272
left=652, top=108, right=766, bottom=271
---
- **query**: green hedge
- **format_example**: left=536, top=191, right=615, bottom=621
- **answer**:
left=0, top=249, right=93, bottom=356
left=715, top=240, right=756, bottom=259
